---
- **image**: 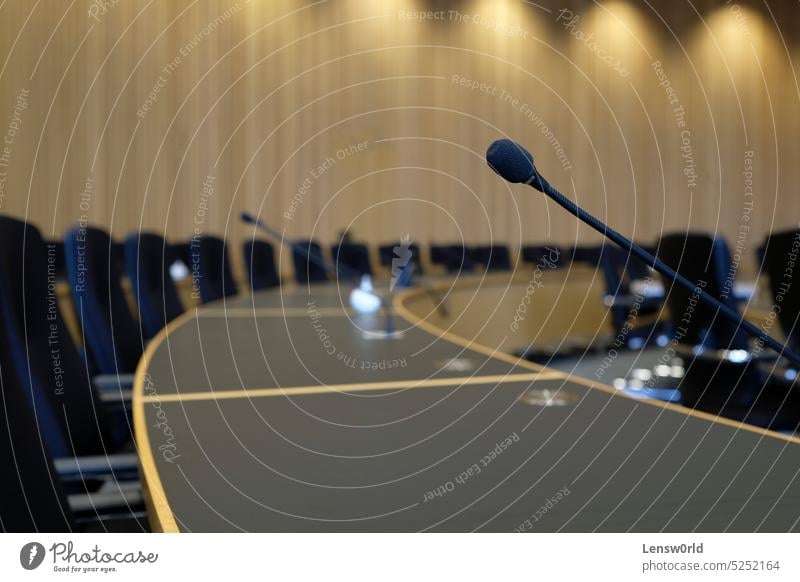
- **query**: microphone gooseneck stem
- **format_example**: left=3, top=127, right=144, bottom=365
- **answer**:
left=532, top=175, right=800, bottom=369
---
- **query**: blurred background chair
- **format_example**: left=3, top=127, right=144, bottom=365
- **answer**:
left=195, top=236, right=238, bottom=303
left=569, top=244, right=604, bottom=268
left=521, top=245, right=564, bottom=269
left=292, top=240, right=328, bottom=284
left=243, top=239, right=281, bottom=291
left=124, top=232, right=185, bottom=339
left=763, top=229, right=800, bottom=354
left=65, top=225, right=142, bottom=376
left=654, top=232, right=766, bottom=416
left=45, top=239, right=68, bottom=280
left=598, top=244, right=666, bottom=351
left=330, top=242, right=372, bottom=280
left=0, top=217, right=137, bottom=459
left=0, top=317, right=145, bottom=532
left=430, top=243, right=475, bottom=273
left=472, top=244, right=511, bottom=271
left=657, top=233, right=747, bottom=352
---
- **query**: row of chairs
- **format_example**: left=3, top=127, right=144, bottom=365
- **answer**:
left=50, top=236, right=637, bottom=292
left=46, top=235, right=605, bottom=339
left=50, top=224, right=798, bottom=382
left=0, top=216, right=145, bottom=531
left=584, top=231, right=800, bottom=429
left=4, top=210, right=800, bottom=529
left=28, top=219, right=800, bottom=385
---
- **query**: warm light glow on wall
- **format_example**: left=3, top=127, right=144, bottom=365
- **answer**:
left=701, top=4, right=773, bottom=64
left=588, top=0, right=651, bottom=54
left=467, top=0, right=548, bottom=40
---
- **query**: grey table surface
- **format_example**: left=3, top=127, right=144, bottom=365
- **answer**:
left=136, top=283, right=800, bottom=532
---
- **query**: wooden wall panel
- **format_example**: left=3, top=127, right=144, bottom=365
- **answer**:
left=1, top=0, right=799, bottom=278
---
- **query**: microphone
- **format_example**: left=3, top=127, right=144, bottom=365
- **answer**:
left=486, top=139, right=800, bottom=369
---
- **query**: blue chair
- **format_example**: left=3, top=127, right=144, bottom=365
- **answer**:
left=0, top=217, right=132, bottom=458
left=430, top=244, right=475, bottom=273
left=598, top=245, right=664, bottom=349
left=330, top=242, right=372, bottom=280
left=656, top=232, right=762, bottom=413
left=124, top=232, right=184, bottom=338
left=170, top=240, right=193, bottom=270
left=472, top=245, right=512, bottom=271
left=657, top=233, right=747, bottom=351
left=65, top=225, right=142, bottom=375
left=112, top=240, right=127, bottom=278
left=292, top=240, right=328, bottom=284
left=194, top=236, right=238, bottom=303
left=0, top=346, right=72, bottom=531
left=243, top=239, right=281, bottom=291
left=763, top=229, right=800, bottom=353
left=0, top=320, right=145, bottom=531
left=45, top=239, right=68, bottom=280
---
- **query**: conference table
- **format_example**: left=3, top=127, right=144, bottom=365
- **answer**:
left=133, top=275, right=800, bottom=532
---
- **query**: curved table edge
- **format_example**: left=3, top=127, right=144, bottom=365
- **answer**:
left=132, top=281, right=800, bottom=533
left=133, top=308, right=199, bottom=533
left=392, top=282, right=800, bottom=447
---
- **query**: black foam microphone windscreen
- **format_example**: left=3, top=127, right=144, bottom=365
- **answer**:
left=486, top=139, right=538, bottom=184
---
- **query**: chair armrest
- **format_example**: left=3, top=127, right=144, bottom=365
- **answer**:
left=69, top=488, right=143, bottom=514
left=93, top=374, right=134, bottom=412
left=70, top=486, right=148, bottom=529
left=94, top=373, right=136, bottom=392
left=99, top=389, right=133, bottom=403
left=54, top=453, right=139, bottom=481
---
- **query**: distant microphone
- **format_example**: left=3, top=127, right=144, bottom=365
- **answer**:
left=486, top=139, right=800, bottom=369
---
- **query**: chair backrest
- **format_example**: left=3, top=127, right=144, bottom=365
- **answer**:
left=0, top=216, right=113, bottom=458
left=124, top=232, right=184, bottom=338
left=292, top=240, right=328, bottom=284
left=599, top=244, right=655, bottom=289
left=430, top=244, right=475, bottom=273
left=195, top=236, right=238, bottom=303
left=755, top=243, right=766, bottom=269
left=598, top=245, right=628, bottom=292
left=472, top=245, right=511, bottom=271
left=569, top=245, right=604, bottom=267
left=378, top=242, right=424, bottom=274
left=112, top=241, right=127, bottom=278
left=65, top=225, right=142, bottom=375
left=330, top=243, right=372, bottom=280
left=0, top=332, right=74, bottom=532
left=623, top=244, right=655, bottom=280
left=521, top=245, right=563, bottom=268
left=657, top=232, right=748, bottom=350
left=243, top=239, right=280, bottom=291
left=44, top=239, right=68, bottom=280
left=763, top=229, right=800, bottom=352
left=598, top=245, right=642, bottom=336
left=170, top=241, right=193, bottom=269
